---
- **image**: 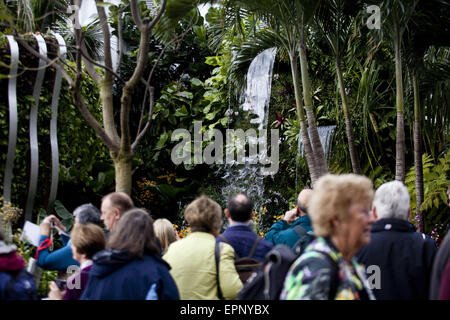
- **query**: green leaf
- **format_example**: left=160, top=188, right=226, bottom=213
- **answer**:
left=205, top=112, right=217, bottom=120
left=203, top=104, right=211, bottom=114
left=54, top=200, right=73, bottom=221
left=190, top=78, right=203, bottom=87
left=155, top=132, right=169, bottom=150
left=176, top=91, right=193, bottom=100
left=175, top=106, right=189, bottom=117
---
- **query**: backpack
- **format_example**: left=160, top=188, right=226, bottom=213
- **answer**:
left=238, top=244, right=339, bottom=300
left=292, top=225, right=316, bottom=256
left=218, top=235, right=262, bottom=284
left=0, top=269, right=38, bottom=300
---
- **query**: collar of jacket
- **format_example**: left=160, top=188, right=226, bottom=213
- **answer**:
left=292, top=215, right=311, bottom=227
left=371, top=218, right=416, bottom=233
left=187, top=231, right=216, bottom=241
left=225, top=224, right=253, bottom=232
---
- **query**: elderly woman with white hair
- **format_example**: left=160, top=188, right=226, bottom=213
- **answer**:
left=357, top=180, right=437, bottom=300
left=281, top=174, right=376, bottom=300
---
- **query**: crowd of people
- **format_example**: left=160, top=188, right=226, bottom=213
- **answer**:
left=1, top=173, right=450, bottom=300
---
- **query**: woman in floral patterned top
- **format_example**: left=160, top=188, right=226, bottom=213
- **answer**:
left=281, top=174, right=376, bottom=300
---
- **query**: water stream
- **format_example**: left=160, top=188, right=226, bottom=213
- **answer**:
left=218, top=47, right=277, bottom=212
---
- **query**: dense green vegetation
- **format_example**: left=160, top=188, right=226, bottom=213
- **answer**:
left=0, top=0, right=449, bottom=241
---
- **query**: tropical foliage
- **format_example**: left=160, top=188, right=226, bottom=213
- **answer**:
left=0, top=0, right=449, bottom=239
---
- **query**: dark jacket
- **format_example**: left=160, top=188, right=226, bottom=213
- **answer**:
left=430, top=231, right=450, bottom=299
left=217, top=224, right=273, bottom=262
left=0, top=242, right=37, bottom=300
left=63, top=264, right=92, bottom=300
left=357, top=218, right=437, bottom=300
left=265, top=215, right=312, bottom=248
left=81, top=249, right=179, bottom=300
left=439, top=260, right=450, bottom=299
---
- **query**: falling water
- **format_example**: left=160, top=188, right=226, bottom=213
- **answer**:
left=218, top=47, right=277, bottom=211
left=295, top=125, right=336, bottom=192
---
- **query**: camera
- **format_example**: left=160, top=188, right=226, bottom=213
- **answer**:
left=54, top=279, right=67, bottom=290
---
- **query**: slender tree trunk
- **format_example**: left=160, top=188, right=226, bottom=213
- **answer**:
left=113, top=151, right=133, bottom=194
left=412, top=70, right=424, bottom=232
left=299, top=37, right=328, bottom=177
left=289, top=52, right=319, bottom=185
left=394, top=34, right=406, bottom=182
left=336, top=59, right=361, bottom=174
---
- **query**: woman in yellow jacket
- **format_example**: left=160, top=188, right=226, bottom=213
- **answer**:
left=163, top=195, right=243, bottom=300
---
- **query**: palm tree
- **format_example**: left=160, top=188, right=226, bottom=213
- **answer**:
left=403, top=0, right=450, bottom=231
left=379, top=0, right=419, bottom=182
left=218, top=0, right=327, bottom=183
left=315, top=0, right=361, bottom=174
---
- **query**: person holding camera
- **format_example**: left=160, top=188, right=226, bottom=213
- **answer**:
left=48, top=223, right=105, bottom=300
left=36, top=204, right=102, bottom=271
left=265, top=188, right=314, bottom=248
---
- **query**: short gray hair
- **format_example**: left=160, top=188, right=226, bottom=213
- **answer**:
left=373, top=181, right=410, bottom=220
left=73, top=203, right=102, bottom=226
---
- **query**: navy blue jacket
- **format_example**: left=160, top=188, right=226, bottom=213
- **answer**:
left=81, top=249, right=179, bottom=300
left=217, top=224, right=273, bottom=262
left=357, top=218, right=437, bottom=300
left=265, top=215, right=313, bottom=248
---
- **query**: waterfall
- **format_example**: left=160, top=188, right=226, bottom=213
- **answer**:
left=218, top=47, right=277, bottom=212
left=295, top=125, right=336, bottom=191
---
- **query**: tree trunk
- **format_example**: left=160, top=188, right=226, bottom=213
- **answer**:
left=299, top=38, right=328, bottom=177
left=412, top=70, right=424, bottom=232
left=113, top=151, right=133, bottom=194
left=394, top=34, right=405, bottom=182
left=336, top=59, right=361, bottom=174
left=289, top=52, right=319, bottom=185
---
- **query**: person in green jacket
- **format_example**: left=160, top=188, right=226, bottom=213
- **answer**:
left=265, top=189, right=313, bottom=248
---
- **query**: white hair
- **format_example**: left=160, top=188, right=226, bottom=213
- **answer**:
left=373, top=181, right=410, bottom=220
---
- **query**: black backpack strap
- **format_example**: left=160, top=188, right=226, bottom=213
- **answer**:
left=247, top=236, right=261, bottom=259
left=319, top=252, right=339, bottom=300
left=218, top=234, right=229, bottom=244
left=215, top=241, right=224, bottom=300
left=292, top=224, right=308, bottom=237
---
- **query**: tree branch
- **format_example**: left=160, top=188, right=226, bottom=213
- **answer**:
left=80, top=38, right=102, bottom=84
left=95, top=0, right=114, bottom=80
left=146, top=0, right=168, bottom=32
left=130, top=0, right=144, bottom=30
left=80, top=46, right=125, bottom=83
left=115, top=5, right=127, bottom=74
left=136, top=22, right=194, bottom=141
left=132, top=86, right=154, bottom=150
left=72, top=23, right=119, bottom=153
left=17, top=38, right=74, bottom=86
left=71, top=88, right=120, bottom=153
left=94, top=0, right=120, bottom=145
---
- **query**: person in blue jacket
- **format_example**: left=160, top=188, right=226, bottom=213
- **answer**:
left=217, top=193, right=273, bottom=262
left=265, top=188, right=313, bottom=248
left=81, top=208, right=179, bottom=300
left=36, top=204, right=102, bottom=271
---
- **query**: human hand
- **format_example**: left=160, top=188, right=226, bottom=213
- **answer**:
left=283, top=208, right=299, bottom=224
left=42, top=215, right=66, bottom=233
left=48, top=281, right=65, bottom=300
left=40, top=219, right=51, bottom=236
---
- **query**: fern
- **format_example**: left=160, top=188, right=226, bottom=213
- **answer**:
left=406, top=150, right=450, bottom=234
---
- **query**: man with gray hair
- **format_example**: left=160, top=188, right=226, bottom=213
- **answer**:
left=357, top=180, right=437, bottom=300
